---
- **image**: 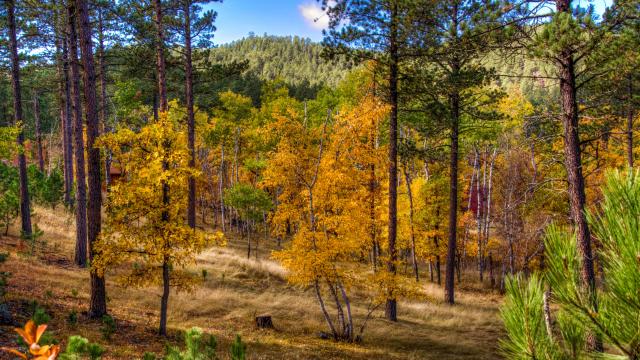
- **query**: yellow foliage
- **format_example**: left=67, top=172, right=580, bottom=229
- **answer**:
left=264, top=92, right=407, bottom=303
left=0, top=124, right=21, bottom=159
left=95, top=111, right=224, bottom=290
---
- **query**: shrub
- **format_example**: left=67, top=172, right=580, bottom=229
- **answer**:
left=32, top=305, right=51, bottom=326
left=165, top=327, right=218, bottom=360
left=0, top=253, right=10, bottom=300
left=0, top=163, right=19, bottom=235
left=59, top=335, right=105, bottom=360
left=230, top=335, right=246, bottom=360
left=100, top=315, right=116, bottom=340
left=67, top=310, right=78, bottom=327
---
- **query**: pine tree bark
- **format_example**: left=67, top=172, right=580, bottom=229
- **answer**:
left=385, top=1, right=399, bottom=322
left=154, top=0, right=171, bottom=335
left=445, top=88, right=460, bottom=305
left=67, top=2, right=88, bottom=268
left=75, top=0, right=107, bottom=318
left=556, top=0, right=600, bottom=351
left=7, top=0, right=32, bottom=238
left=184, top=1, right=196, bottom=228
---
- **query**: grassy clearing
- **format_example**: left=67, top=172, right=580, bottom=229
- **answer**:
left=0, top=206, right=504, bottom=359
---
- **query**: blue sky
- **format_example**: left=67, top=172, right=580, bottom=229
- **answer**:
left=205, top=1, right=329, bottom=45
left=205, top=0, right=611, bottom=45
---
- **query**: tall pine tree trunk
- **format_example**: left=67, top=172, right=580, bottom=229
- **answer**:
left=445, top=88, right=460, bottom=305
left=7, top=0, right=32, bottom=238
left=68, top=2, right=88, bottom=268
left=385, top=1, right=399, bottom=322
left=184, top=1, right=196, bottom=229
left=154, top=0, right=170, bottom=335
left=76, top=0, right=107, bottom=318
left=556, top=0, right=600, bottom=350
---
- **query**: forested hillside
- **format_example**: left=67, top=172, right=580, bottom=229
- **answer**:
left=0, top=0, right=639, bottom=359
left=210, top=35, right=351, bottom=98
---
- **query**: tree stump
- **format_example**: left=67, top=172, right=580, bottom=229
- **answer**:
left=255, top=315, right=273, bottom=329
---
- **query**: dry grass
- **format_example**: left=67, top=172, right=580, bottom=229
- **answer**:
left=0, top=206, right=504, bottom=359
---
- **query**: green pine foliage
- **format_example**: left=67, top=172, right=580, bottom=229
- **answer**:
left=501, top=170, right=640, bottom=359
left=500, top=273, right=557, bottom=359
left=165, top=327, right=218, bottom=360
left=59, top=335, right=105, bottom=360
left=585, top=170, right=640, bottom=358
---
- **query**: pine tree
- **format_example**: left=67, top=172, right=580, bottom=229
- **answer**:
left=501, top=170, right=640, bottom=359
left=96, top=110, right=224, bottom=336
left=408, top=0, right=507, bottom=304
left=5, top=0, right=32, bottom=239
left=67, top=0, right=88, bottom=268
left=175, top=0, right=219, bottom=229
left=75, top=0, right=107, bottom=317
left=322, top=0, right=422, bottom=321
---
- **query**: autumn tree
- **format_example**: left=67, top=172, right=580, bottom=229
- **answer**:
left=265, top=83, right=416, bottom=341
left=96, top=110, right=224, bottom=336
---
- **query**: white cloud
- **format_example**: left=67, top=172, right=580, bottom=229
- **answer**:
left=298, top=2, right=329, bottom=30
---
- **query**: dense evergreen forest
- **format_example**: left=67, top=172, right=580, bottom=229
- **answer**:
left=0, top=0, right=639, bottom=359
